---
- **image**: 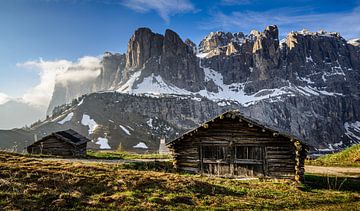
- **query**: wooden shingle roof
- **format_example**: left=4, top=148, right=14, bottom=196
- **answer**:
left=28, top=129, right=90, bottom=147
left=167, top=110, right=308, bottom=146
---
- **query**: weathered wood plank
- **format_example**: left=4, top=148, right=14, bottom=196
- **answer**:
left=234, top=159, right=263, bottom=165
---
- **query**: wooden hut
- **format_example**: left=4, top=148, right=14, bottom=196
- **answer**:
left=27, top=129, right=90, bottom=157
left=167, top=110, right=308, bottom=182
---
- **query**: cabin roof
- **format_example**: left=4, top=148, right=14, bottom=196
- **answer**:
left=167, top=110, right=307, bottom=146
left=28, top=129, right=90, bottom=147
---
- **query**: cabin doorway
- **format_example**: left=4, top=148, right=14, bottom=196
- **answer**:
left=234, top=145, right=265, bottom=177
left=200, top=145, right=266, bottom=177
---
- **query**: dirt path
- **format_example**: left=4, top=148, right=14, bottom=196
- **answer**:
left=306, top=165, right=360, bottom=178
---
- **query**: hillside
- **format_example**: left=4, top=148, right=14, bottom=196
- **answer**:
left=307, top=144, right=360, bottom=167
left=1, top=152, right=359, bottom=210
left=24, top=92, right=236, bottom=152
left=0, top=129, right=33, bottom=152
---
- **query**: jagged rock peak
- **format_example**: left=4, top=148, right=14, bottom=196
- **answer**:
left=125, top=28, right=193, bottom=69
left=252, top=25, right=280, bottom=80
left=163, top=29, right=186, bottom=54
left=291, top=29, right=342, bottom=38
left=263, top=25, right=279, bottom=40
left=125, top=27, right=164, bottom=69
left=252, top=25, right=279, bottom=51
left=283, top=28, right=348, bottom=51
left=199, top=31, right=245, bottom=53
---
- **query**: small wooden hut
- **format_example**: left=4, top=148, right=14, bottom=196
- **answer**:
left=167, top=110, right=307, bottom=182
left=27, top=129, right=90, bottom=157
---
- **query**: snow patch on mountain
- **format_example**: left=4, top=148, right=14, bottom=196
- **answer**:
left=132, top=73, right=190, bottom=95
left=344, top=121, right=360, bottom=142
left=147, top=118, right=153, bottom=128
left=116, top=70, right=142, bottom=92
left=348, top=38, right=360, bottom=46
left=196, top=52, right=209, bottom=58
left=96, top=137, right=111, bottom=149
left=114, top=62, right=344, bottom=107
left=77, top=99, right=84, bottom=106
left=119, top=125, right=131, bottom=135
left=133, top=142, right=148, bottom=149
left=57, top=112, right=73, bottom=124
left=81, top=114, right=98, bottom=134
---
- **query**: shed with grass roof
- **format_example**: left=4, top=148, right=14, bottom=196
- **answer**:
left=167, top=110, right=308, bottom=181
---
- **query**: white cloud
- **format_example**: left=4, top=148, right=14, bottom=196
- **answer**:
left=202, top=6, right=360, bottom=39
left=56, top=56, right=101, bottom=85
left=17, top=59, right=71, bottom=108
left=122, top=0, right=195, bottom=22
left=0, top=93, right=9, bottom=105
left=16, top=56, right=101, bottom=108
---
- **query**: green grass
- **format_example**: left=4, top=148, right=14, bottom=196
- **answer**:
left=1, top=151, right=359, bottom=210
left=306, top=144, right=360, bottom=167
left=86, top=150, right=172, bottom=160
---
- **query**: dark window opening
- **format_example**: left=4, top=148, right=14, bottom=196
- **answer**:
left=202, top=146, right=228, bottom=160
left=236, top=146, right=263, bottom=160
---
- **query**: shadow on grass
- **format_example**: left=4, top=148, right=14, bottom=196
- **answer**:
left=119, top=161, right=176, bottom=173
left=118, top=161, right=246, bottom=198
left=303, top=174, right=360, bottom=192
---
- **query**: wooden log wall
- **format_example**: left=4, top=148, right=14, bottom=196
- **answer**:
left=28, top=136, right=86, bottom=157
left=170, top=115, right=305, bottom=180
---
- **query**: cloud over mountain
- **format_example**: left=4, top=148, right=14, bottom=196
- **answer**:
left=0, top=93, right=9, bottom=105
left=16, top=56, right=101, bottom=108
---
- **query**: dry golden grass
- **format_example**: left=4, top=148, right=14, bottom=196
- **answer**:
left=1, top=151, right=359, bottom=210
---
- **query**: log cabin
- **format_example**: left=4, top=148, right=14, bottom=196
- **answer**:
left=27, top=129, right=90, bottom=157
left=167, top=110, right=308, bottom=182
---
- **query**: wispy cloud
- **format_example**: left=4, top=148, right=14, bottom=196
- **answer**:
left=17, top=59, right=71, bottom=108
left=16, top=56, right=101, bottom=107
left=121, top=0, right=195, bottom=22
left=201, top=6, right=360, bottom=39
left=56, top=56, right=101, bottom=85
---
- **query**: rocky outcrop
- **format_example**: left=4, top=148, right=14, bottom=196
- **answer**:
left=184, top=38, right=197, bottom=54
left=100, top=52, right=126, bottom=89
left=198, top=31, right=245, bottom=57
left=159, top=29, right=204, bottom=91
left=125, top=28, right=163, bottom=70
left=252, top=25, right=280, bottom=80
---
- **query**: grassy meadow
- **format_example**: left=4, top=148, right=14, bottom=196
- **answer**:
left=0, top=151, right=359, bottom=210
left=306, top=144, right=360, bottom=167
left=86, top=150, right=172, bottom=160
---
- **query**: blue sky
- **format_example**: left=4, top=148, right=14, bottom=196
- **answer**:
left=0, top=0, right=359, bottom=105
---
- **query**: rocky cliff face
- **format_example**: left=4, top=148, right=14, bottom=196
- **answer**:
left=123, top=28, right=205, bottom=92
left=43, top=25, right=360, bottom=151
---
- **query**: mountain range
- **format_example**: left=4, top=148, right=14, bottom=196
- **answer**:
left=1, top=25, right=360, bottom=153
